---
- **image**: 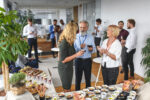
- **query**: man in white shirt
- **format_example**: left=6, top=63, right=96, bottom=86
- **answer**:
left=122, top=19, right=137, bottom=80
left=23, top=18, right=38, bottom=65
left=60, top=19, right=65, bottom=31
left=92, top=18, right=103, bottom=57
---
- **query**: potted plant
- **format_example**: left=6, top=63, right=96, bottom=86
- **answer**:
left=0, top=7, right=28, bottom=92
left=141, top=37, right=150, bottom=82
left=9, top=73, right=26, bottom=95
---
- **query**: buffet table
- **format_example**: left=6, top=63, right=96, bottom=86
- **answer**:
left=5, top=91, right=35, bottom=100
left=50, top=83, right=138, bottom=100
left=1, top=67, right=56, bottom=100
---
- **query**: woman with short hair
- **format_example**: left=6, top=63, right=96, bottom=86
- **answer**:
left=97, top=25, right=122, bottom=85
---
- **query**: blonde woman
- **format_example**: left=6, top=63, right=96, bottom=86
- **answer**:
left=58, top=21, right=84, bottom=92
left=97, top=25, right=122, bottom=85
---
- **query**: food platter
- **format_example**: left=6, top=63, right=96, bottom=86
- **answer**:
left=51, top=80, right=142, bottom=100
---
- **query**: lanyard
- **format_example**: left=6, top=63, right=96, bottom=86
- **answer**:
left=79, top=34, right=87, bottom=45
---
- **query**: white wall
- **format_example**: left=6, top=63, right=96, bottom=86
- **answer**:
left=0, top=0, right=8, bottom=10
left=95, top=0, right=101, bottom=19
left=100, top=0, right=150, bottom=77
left=78, top=1, right=96, bottom=34
left=59, top=9, right=66, bottom=24
left=78, top=5, right=83, bottom=22
left=0, top=0, right=5, bottom=9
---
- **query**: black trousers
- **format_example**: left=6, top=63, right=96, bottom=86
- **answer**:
left=102, top=67, right=119, bottom=85
left=94, top=37, right=101, bottom=57
left=75, top=58, right=92, bottom=90
left=28, top=38, right=38, bottom=61
left=51, top=38, right=56, bottom=57
left=122, top=47, right=136, bottom=80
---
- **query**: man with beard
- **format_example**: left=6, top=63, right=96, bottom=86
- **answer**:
left=74, top=20, right=96, bottom=90
left=122, top=19, right=137, bottom=80
left=117, top=21, right=129, bottom=73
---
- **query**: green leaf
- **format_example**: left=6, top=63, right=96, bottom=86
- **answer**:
left=0, top=8, right=28, bottom=67
left=0, top=7, right=6, bottom=12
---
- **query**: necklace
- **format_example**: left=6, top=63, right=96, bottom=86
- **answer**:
left=106, top=38, right=116, bottom=50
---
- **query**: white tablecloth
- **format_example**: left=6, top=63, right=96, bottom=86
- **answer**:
left=0, top=75, right=4, bottom=91
left=93, top=57, right=102, bottom=64
left=51, top=48, right=59, bottom=52
left=31, top=50, right=43, bottom=54
left=5, top=91, right=35, bottom=100
left=0, top=74, right=13, bottom=91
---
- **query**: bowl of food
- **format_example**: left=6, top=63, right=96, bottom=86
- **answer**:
left=65, top=93, right=73, bottom=99
left=114, top=90, right=120, bottom=95
left=101, top=88, right=108, bottom=92
left=87, top=91, right=94, bottom=95
left=95, top=86, right=101, bottom=90
left=108, top=86, right=116, bottom=91
left=102, top=85, right=108, bottom=88
left=130, top=91, right=136, bottom=96
left=45, top=95, right=52, bottom=100
left=83, top=88, right=89, bottom=92
left=58, top=92, right=65, bottom=97
left=127, top=96, right=135, bottom=100
left=89, top=94, right=96, bottom=98
left=52, top=97, right=58, bottom=100
left=101, top=92, right=107, bottom=99
left=94, top=90, right=101, bottom=94
left=88, top=87, right=95, bottom=91
left=111, top=93, right=118, bottom=99
left=91, top=96, right=99, bottom=100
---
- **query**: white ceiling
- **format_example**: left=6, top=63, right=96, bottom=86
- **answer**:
left=11, top=0, right=94, bottom=9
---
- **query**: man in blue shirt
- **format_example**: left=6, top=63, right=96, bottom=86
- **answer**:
left=74, top=20, right=96, bottom=90
left=49, top=19, right=57, bottom=58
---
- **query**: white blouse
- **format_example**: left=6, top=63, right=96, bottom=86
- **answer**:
left=95, top=25, right=104, bottom=38
left=101, top=39, right=122, bottom=68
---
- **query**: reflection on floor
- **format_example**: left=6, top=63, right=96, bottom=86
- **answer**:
left=39, top=54, right=144, bottom=93
left=55, top=62, right=144, bottom=93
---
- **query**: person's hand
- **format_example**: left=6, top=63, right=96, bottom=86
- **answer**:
left=34, top=33, right=37, bottom=37
left=88, top=47, right=93, bottom=51
left=99, top=48, right=107, bottom=54
left=73, top=92, right=85, bottom=100
left=94, top=26, right=98, bottom=30
left=97, top=46, right=100, bottom=50
left=80, top=44, right=86, bottom=49
left=92, top=32, right=96, bottom=35
left=76, top=50, right=84, bottom=57
left=29, top=31, right=34, bottom=34
left=103, top=49, right=108, bottom=54
left=121, top=40, right=126, bottom=46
